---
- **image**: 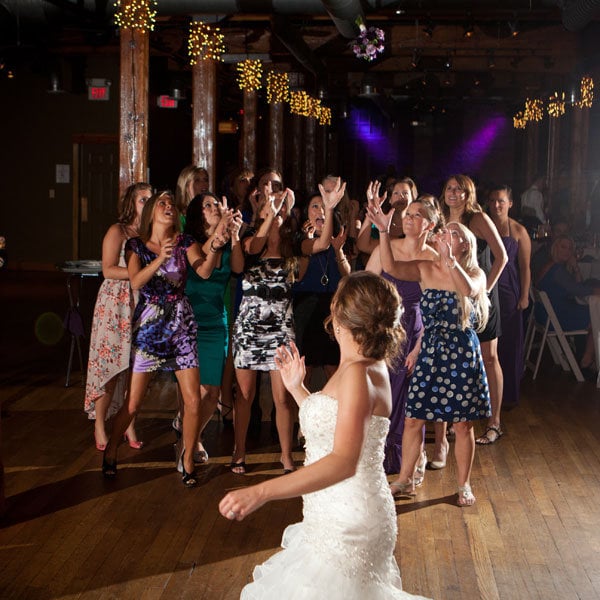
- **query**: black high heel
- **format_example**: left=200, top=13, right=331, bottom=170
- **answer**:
left=102, top=452, right=117, bottom=478
left=182, top=466, right=198, bottom=488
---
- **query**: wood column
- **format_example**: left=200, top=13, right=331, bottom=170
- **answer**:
left=525, top=122, right=540, bottom=187
left=269, top=102, right=284, bottom=172
left=289, top=115, right=304, bottom=191
left=119, top=27, right=149, bottom=197
left=304, top=116, right=316, bottom=195
left=570, top=107, right=590, bottom=222
left=192, top=59, right=217, bottom=189
left=546, top=117, right=560, bottom=217
left=242, top=90, right=257, bottom=172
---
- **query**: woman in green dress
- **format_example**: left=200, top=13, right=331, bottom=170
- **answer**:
left=182, top=192, right=244, bottom=462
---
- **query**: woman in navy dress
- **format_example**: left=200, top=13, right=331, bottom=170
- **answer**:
left=102, top=191, right=227, bottom=486
left=370, top=203, right=490, bottom=506
left=487, top=185, right=531, bottom=409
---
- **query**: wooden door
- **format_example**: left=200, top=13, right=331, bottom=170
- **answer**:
left=74, top=135, right=119, bottom=259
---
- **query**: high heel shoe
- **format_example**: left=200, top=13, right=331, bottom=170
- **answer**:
left=182, top=466, right=198, bottom=488
left=102, top=452, right=117, bottom=478
left=428, top=438, right=449, bottom=470
left=413, top=451, right=427, bottom=487
left=124, top=433, right=144, bottom=450
left=389, top=480, right=416, bottom=498
left=94, top=432, right=107, bottom=452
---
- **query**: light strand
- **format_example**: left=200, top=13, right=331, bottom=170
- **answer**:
left=236, top=59, right=263, bottom=91
left=575, top=76, right=594, bottom=108
left=188, top=22, right=225, bottom=64
left=266, top=71, right=290, bottom=104
left=114, top=0, right=156, bottom=32
left=547, top=91, right=565, bottom=118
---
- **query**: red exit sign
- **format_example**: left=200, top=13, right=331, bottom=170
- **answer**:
left=157, top=95, right=178, bottom=108
left=88, top=86, right=109, bottom=100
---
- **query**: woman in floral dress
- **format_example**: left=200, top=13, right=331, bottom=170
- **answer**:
left=84, top=182, right=151, bottom=451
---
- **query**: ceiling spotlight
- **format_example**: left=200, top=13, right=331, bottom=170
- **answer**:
left=7, top=70, right=14, bottom=79
left=411, top=48, right=421, bottom=69
left=508, top=20, right=519, bottom=37
left=474, top=75, right=481, bottom=86
left=444, top=52, right=453, bottom=70
left=487, top=52, right=496, bottom=69
left=0, top=59, right=5, bottom=70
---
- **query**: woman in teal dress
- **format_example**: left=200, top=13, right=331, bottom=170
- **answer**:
left=184, top=193, right=244, bottom=462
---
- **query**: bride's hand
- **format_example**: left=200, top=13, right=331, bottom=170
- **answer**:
left=274, top=342, right=306, bottom=393
left=219, top=485, right=266, bottom=522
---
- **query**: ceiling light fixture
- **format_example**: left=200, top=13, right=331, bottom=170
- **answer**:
left=444, top=52, right=452, bottom=70
left=463, top=15, right=475, bottom=38
left=508, top=19, right=519, bottom=37
left=423, top=18, right=434, bottom=38
left=487, top=51, right=496, bottom=69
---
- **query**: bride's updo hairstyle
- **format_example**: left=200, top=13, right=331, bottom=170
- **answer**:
left=326, top=272, right=405, bottom=365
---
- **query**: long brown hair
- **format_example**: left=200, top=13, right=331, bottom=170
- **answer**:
left=138, top=190, right=180, bottom=243
left=441, top=174, right=482, bottom=223
left=118, top=182, right=152, bottom=225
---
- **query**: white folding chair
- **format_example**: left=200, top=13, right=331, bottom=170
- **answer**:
left=524, top=288, right=588, bottom=382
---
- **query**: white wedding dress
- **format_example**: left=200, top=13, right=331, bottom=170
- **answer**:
left=241, top=392, right=431, bottom=599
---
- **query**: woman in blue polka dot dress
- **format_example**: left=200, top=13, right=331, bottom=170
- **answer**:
left=369, top=205, right=490, bottom=507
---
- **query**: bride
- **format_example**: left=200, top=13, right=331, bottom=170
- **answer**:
left=219, top=272, right=431, bottom=599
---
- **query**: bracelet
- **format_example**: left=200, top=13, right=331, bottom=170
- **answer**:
left=209, top=240, right=221, bottom=254
left=378, top=229, right=389, bottom=235
left=336, top=256, right=348, bottom=264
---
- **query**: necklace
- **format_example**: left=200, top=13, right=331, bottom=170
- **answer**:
left=316, top=251, right=329, bottom=286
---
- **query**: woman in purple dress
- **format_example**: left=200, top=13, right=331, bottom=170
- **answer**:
left=487, top=185, right=531, bottom=409
left=102, top=191, right=230, bottom=486
left=366, top=197, right=442, bottom=478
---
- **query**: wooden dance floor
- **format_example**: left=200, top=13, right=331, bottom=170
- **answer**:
left=1, top=271, right=600, bottom=599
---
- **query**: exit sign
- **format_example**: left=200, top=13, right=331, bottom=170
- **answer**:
left=87, top=78, right=110, bottom=101
left=157, top=95, right=178, bottom=109
left=89, top=86, right=109, bottom=100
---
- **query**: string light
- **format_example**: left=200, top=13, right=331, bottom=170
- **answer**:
left=547, top=91, right=565, bottom=117
left=289, top=90, right=311, bottom=116
left=513, top=111, right=527, bottom=129
left=307, top=96, right=322, bottom=119
left=318, top=105, right=332, bottom=126
left=236, top=59, right=263, bottom=91
left=114, top=0, right=157, bottom=32
left=575, top=76, right=594, bottom=108
left=188, top=22, right=225, bottom=64
left=266, top=71, right=290, bottom=104
left=524, top=98, right=544, bottom=122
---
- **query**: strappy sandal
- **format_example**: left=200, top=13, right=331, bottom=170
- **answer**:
left=413, top=451, right=427, bottom=487
left=389, top=480, right=416, bottom=498
left=476, top=425, right=504, bottom=445
left=457, top=484, right=476, bottom=506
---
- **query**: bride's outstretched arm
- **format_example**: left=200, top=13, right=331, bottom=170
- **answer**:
left=219, top=362, right=373, bottom=521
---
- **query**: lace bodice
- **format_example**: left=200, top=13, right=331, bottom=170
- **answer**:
left=298, top=393, right=398, bottom=586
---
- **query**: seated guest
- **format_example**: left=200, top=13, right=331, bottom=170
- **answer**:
left=536, top=236, right=600, bottom=374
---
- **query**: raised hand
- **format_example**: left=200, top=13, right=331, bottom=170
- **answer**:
left=366, top=180, right=387, bottom=213
left=318, top=177, right=346, bottom=211
left=366, top=203, right=394, bottom=234
left=230, top=210, right=243, bottom=239
left=302, top=219, right=316, bottom=239
left=274, top=342, right=306, bottom=394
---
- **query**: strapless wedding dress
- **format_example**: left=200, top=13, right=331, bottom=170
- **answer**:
left=241, top=392, right=431, bottom=599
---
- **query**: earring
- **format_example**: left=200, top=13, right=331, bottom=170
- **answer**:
left=335, top=326, right=340, bottom=335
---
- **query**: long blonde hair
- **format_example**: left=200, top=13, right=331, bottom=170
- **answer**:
left=447, top=221, right=489, bottom=332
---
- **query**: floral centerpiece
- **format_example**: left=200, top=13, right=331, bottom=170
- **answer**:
left=352, top=20, right=385, bottom=62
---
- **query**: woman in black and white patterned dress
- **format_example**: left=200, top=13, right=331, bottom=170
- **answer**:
left=231, top=179, right=345, bottom=475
